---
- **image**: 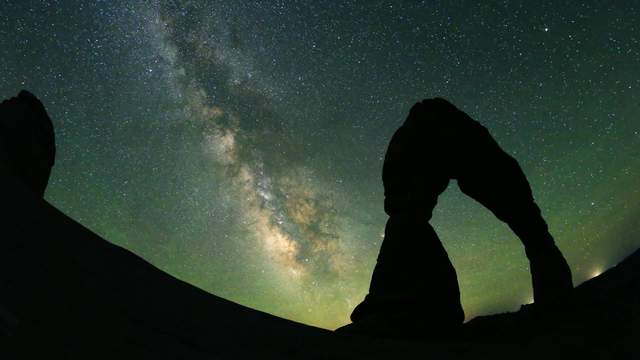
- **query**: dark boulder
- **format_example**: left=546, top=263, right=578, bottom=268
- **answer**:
left=0, top=90, right=55, bottom=197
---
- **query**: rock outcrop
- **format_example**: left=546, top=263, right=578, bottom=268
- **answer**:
left=0, top=90, right=55, bottom=197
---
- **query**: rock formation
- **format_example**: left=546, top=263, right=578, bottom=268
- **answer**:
left=0, top=90, right=55, bottom=197
left=346, top=98, right=572, bottom=338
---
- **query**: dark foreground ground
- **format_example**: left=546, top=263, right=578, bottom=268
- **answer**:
left=1, top=163, right=638, bottom=359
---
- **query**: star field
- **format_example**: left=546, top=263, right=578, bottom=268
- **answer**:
left=1, top=1, right=639, bottom=329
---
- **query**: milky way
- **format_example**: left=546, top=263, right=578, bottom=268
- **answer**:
left=1, top=1, right=639, bottom=329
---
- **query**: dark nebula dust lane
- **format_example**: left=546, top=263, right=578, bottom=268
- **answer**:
left=1, top=1, right=639, bottom=329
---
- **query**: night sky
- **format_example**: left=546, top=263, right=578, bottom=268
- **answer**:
left=1, top=1, right=639, bottom=329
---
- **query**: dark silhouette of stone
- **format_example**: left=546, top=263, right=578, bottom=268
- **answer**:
left=340, top=98, right=573, bottom=338
left=0, top=90, right=55, bottom=197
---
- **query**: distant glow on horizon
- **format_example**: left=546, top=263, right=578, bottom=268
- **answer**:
left=526, top=296, right=534, bottom=305
left=590, top=268, right=603, bottom=279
